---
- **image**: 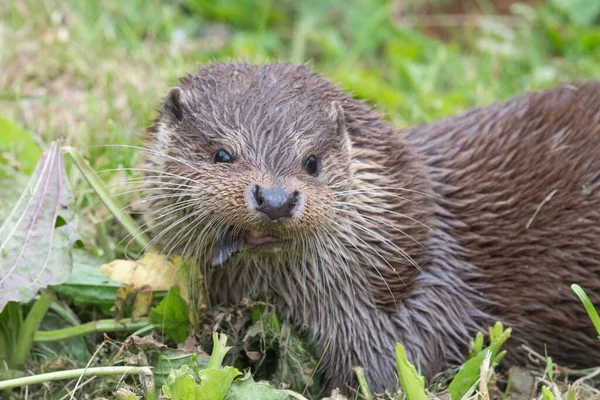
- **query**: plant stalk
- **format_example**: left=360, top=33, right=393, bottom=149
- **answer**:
left=12, top=292, right=54, bottom=367
left=0, top=366, right=153, bottom=390
left=207, top=332, right=232, bottom=369
left=34, top=317, right=151, bottom=342
left=353, top=366, right=374, bottom=400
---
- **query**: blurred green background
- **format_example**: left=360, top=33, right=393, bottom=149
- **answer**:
left=1, top=0, right=599, bottom=250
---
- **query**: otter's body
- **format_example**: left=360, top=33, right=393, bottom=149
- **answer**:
left=143, top=63, right=600, bottom=393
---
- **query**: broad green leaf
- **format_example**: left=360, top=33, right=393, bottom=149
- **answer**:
left=0, top=164, right=29, bottom=223
left=542, top=386, right=556, bottom=400
left=565, top=385, right=577, bottom=400
left=150, top=286, right=190, bottom=343
left=167, top=373, right=199, bottom=399
left=0, top=114, right=41, bottom=174
left=0, top=302, right=22, bottom=366
left=197, top=367, right=242, bottom=400
left=551, top=0, right=600, bottom=27
left=225, top=376, right=301, bottom=400
left=395, top=342, right=428, bottom=400
left=195, top=332, right=240, bottom=399
left=51, top=249, right=120, bottom=307
left=35, top=309, right=90, bottom=364
left=0, top=142, right=78, bottom=311
left=448, top=350, right=488, bottom=399
left=160, top=332, right=304, bottom=400
left=162, top=365, right=198, bottom=400
left=162, top=363, right=241, bottom=400
left=154, top=349, right=207, bottom=376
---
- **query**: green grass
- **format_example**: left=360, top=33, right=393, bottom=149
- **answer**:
left=1, top=0, right=600, bottom=398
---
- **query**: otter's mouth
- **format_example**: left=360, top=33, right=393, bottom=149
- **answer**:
left=211, top=230, right=288, bottom=268
left=245, top=231, right=283, bottom=246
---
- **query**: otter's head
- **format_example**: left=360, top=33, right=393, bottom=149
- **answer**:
left=144, top=63, right=354, bottom=267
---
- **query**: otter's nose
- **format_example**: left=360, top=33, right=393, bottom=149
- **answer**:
left=253, top=186, right=298, bottom=220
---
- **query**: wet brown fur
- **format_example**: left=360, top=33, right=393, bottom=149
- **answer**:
left=142, top=63, right=600, bottom=393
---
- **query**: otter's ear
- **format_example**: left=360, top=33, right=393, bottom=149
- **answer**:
left=328, top=101, right=352, bottom=152
left=328, top=101, right=345, bottom=136
left=163, top=87, right=186, bottom=122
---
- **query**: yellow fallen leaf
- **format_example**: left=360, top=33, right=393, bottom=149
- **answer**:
left=132, top=291, right=154, bottom=321
left=100, top=252, right=191, bottom=304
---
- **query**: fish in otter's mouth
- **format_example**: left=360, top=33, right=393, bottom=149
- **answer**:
left=211, top=230, right=290, bottom=268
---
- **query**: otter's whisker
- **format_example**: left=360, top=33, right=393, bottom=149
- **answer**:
left=109, top=187, right=193, bottom=200
left=329, top=220, right=401, bottom=308
left=333, top=186, right=438, bottom=200
left=107, top=198, right=202, bottom=258
left=93, top=166, right=205, bottom=186
left=132, top=198, right=199, bottom=224
left=334, top=201, right=436, bottom=236
left=107, top=181, right=198, bottom=194
left=131, top=206, right=209, bottom=257
left=338, top=217, right=421, bottom=273
left=158, top=212, right=208, bottom=260
left=321, top=229, right=362, bottom=301
left=94, top=144, right=205, bottom=176
left=119, top=194, right=195, bottom=214
left=104, top=175, right=198, bottom=188
left=333, top=207, right=426, bottom=250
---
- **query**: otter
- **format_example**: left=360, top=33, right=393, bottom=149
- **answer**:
left=142, top=62, right=600, bottom=393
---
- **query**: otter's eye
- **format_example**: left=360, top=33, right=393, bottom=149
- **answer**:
left=304, top=155, right=318, bottom=175
left=213, top=150, right=232, bottom=163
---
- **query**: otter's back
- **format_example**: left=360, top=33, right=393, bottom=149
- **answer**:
left=403, top=82, right=600, bottom=368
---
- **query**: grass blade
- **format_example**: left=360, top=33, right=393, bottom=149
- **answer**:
left=395, top=342, right=428, bottom=400
left=571, top=284, right=600, bottom=337
left=64, top=146, right=151, bottom=250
